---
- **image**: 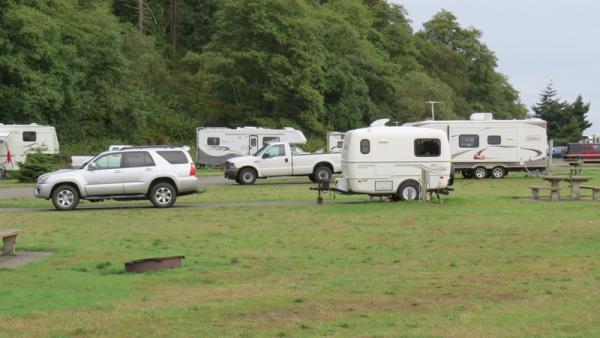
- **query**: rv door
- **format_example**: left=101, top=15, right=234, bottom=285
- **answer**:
left=249, top=135, right=259, bottom=155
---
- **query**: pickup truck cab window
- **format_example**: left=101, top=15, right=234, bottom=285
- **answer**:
left=264, top=145, right=285, bottom=158
left=89, top=153, right=121, bottom=170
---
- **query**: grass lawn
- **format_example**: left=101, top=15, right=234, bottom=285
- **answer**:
left=1, top=166, right=600, bottom=337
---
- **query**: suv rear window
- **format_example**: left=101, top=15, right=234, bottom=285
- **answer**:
left=157, top=151, right=189, bottom=164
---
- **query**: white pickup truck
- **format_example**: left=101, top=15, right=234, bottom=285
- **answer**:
left=224, top=142, right=341, bottom=184
left=70, top=145, right=131, bottom=168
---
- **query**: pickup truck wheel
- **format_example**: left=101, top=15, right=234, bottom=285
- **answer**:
left=52, top=185, right=80, bottom=211
left=308, top=174, right=317, bottom=183
left=150, top=182, right=177, bottom=208
left=313, top=166, right=332, bottom=183
left=238, top=168, right=257, bottom=185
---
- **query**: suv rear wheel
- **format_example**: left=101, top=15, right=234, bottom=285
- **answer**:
left=52, top=185, right=80, bottom=211
left=150, top=182, right=177, bottom=208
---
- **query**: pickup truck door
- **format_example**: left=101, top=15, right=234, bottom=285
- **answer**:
left=259, top=144, right=292, bottom=176
left=83, top=153, right=125, bottom=196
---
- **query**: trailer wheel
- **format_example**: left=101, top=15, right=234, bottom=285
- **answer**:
left=474, top=166, right=488, bottom=179
left=491, top=166, right=506, bottom=179
left=237, top=168, right=257, bottom=185
left=461, top=169, right=474, bottom=179
left=398, top=180, right=420, bottom=201
left=313, top=166, right=332, bottom=183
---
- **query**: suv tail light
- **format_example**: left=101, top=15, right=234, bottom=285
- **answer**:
left=189, top=164, right=197, bottom=176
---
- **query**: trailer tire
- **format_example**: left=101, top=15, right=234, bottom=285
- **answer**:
left=461, top=169, right=474, bottom=179
left=398, top=180, right=420, bottom=201
left=313, top=166, right=332, bottom=183
left=474, top=166, right=488, bottom=179
left=237, top=168, right=257, bottom=185
left=491, top=166, right=506, bottom=179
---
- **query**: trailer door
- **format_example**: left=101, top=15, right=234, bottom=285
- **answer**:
left=249, top=135, right=259, bottom=155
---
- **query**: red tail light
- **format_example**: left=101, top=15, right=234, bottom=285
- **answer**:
left=190, top=164, right=197, bottom=176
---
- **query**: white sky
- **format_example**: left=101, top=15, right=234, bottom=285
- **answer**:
left=393, top=0, right=600, bottom=134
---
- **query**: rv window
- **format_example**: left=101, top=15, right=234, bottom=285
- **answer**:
left=23, top=131, right=36, bottom=142
left=459, top=135, right=479, bottom=148
left=360, top=139, right=370, bottom=154
left=414, top=139, right=441, bottom=157
left=263, top=137, right=280, bottom=146
left=487, top=135, right=501, bottom=145
left=157, top=151, right=189, bottom=164
left=121, top=151, right=155, bottom=168
left=250, top=138, right=257, bottom=147
left=207, top=137, right=220, bottom=146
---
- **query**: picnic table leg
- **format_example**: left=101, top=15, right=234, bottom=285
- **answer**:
left=570, top=182, right=582, bottom=200
left=550, top=181, right=560, bottom=201
left=2, top=235, right=16, bottom=256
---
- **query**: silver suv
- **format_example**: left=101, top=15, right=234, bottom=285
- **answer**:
left=35, top=146, right=199, bottom=210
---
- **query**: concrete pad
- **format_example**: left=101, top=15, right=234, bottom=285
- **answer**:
left=0, top=251, right=52, bottom=269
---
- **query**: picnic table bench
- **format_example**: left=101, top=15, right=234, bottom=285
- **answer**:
left=580, top=186, right=600, bottom=200
left=529, top=185, right=561, bottom=201
left=0, top=229, right=21, bottom=256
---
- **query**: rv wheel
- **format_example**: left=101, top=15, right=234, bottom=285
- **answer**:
left=238, top=168, right=257, bottom=185
left=461, top=170, right=474, bottom=179
left=474, top=167, right=488, bottom=179
left=491, top=166, right=506, bottom=179
left=398, top=181, right=420, bottom=201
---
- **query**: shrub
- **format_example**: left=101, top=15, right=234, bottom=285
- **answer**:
left=13, top=151, right=57, bottom=183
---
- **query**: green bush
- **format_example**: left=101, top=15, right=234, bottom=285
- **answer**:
left=13, top=152, right=57, bottom=183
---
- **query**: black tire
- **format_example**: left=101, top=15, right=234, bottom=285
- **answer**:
left=473, top=166, right=488, bottom=179
left=237, top=167, right=257, bottom=185
left=149, top=182, right=177, bottom=208
left=308, top=174, right=317, bottom=183
left=491, top=166, right=506, bottom=179
left=313, top=166, right=333, bottom=183
left=398, top=181, right=420, bottom=201
left=461, top=169, right=474, bottom=179
left=51, top=184, right=80, bottom=211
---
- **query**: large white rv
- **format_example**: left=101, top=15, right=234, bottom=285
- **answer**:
left=196, top=127, right=306, bottom=166
left=334, top=119, right=453, bottom=200
left=405, top=113, right=548, bottom=179
left=0, top=124, right=59, bottom=171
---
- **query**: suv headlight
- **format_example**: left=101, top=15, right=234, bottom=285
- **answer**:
left=37, top=174, right=50, bottom=184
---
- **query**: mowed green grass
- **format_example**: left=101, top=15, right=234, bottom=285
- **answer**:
left=1, top=166, right=600, bottom=337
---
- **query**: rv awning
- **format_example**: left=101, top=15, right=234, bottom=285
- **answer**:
left=0, top=132, right=9, bottom=143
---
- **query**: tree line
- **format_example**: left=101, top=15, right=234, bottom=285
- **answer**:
left=2, top=0, right=581, bottom=155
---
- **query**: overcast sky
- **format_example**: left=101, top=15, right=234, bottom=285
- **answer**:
left=393, top=0, right=600, bottom=135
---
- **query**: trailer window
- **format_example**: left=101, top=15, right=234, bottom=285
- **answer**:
left=207, top=137, right=220, bottom=146
left=487, top=135, right=501, bottom=145
left=263, top=137, right=280, bottom=146
left=360, top=139, right=370, bottom=154
left=23, top=131, right=36, bottom=142
left=459, top=135, right=479, bottom=148
left=414, top=139, right=441, bottom=157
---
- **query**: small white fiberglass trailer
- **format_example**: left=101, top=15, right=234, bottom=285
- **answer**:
left=405, top=113, right=548, bottom=179
left=196, top=127, right=307, bottom=166
left=334, top=119, right=453, bottom=201
left=327, top=131, right=345, bottom=153
left=0, top=124, right=59, bottom=171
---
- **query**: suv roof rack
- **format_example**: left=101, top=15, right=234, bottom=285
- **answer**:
left=120, top=145, right=176, bottom=150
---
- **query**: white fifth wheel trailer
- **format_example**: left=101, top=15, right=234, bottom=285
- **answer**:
left=327, top=131, right=345, bottom=153
left=0, top=123, right=59, bottom=172
left=405, top=113, right=548, bottom=179
left=196, top=127, right=307, bottom=166
left=334, top=119, right=453, bottom=200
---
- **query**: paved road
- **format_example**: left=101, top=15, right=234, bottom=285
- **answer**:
left=0, top=175, right=231, bottom=200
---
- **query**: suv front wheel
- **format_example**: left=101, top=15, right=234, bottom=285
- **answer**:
left=150, top=182, right=177, bottom=208
left=52, top=185, right=80, bottom=211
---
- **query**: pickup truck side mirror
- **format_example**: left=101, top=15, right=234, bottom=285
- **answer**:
left=262, top=153, right=271, bottom=159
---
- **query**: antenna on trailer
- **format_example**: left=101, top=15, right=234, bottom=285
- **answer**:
left=426, top=101, right=441, bottom=120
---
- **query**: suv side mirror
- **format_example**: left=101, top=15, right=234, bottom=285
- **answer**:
left=87, top=162, right=98, bottom=171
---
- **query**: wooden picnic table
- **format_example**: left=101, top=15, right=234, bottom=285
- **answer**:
left=541, top=175, right=591, bottom=200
